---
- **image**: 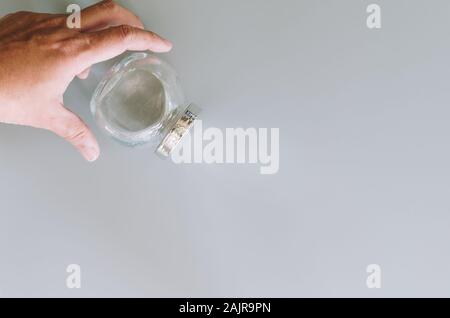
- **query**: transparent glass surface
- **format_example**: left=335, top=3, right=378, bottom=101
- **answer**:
left=91, top=53, right=186, bottom=148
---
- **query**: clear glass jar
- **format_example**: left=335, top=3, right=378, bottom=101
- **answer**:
left=91, top=52, right=199, bottom=157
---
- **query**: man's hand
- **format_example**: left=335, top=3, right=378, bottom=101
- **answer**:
left=0, top=0, right=172, bottom=161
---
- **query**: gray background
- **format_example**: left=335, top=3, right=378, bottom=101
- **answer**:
left=1, top=0, right=450, bottom=297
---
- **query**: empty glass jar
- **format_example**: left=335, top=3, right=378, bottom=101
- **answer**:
left=91, top=52, right=199, bottom=157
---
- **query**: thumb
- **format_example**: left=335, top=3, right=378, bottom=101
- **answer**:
left=77, top=67, right=91, bottom=80
left=49, top=105, right=100, bottom=162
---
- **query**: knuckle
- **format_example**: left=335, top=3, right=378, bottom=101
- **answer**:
left=11, top=10, right=31, bottom=17
left=27, top=31, right=52, bottom=45
left=52, top=36, right=90, bottom=58
left=99, top=0, right=119, bottom=13
left=148, top=31, right=159, bottom=41
left=63, top=121, right=88, bottom=143
left=117, top=24, right=134, bottom=41
left=20, top=12, right=64, bottom=30
left=43, top=15, right=66, bottom=28
left=1, top=10, right=31, bottom=22
left=48, top=40, right=71, bottom=57
left=48, top=116, right=87, bottom=143
left=47, top=41, right=65, bottom=54
left=72, top=35, right=91, bottom=51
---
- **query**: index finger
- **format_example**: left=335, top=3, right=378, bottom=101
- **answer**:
left=74, top=25, right=172, bottom=71
left=80, top=0, right=144, bottom=31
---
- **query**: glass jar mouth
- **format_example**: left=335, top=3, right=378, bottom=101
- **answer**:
left=91, top=72, right=167, bottom=146
left=91, top=52, right=187, bottom=148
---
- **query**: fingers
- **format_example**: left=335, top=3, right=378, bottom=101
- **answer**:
left=76, top=25, right=172, bottom=70
left=80, top=0, right=144, bottom=31
left=49, top=105, right=100, bottom=162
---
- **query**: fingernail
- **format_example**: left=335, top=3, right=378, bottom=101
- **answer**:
left=163, top=39, right=173, bottom=50
left=85, top=147, right=100, bottom=162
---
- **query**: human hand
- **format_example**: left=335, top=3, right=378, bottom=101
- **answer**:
left=0, top=0, right=172, bottom=161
